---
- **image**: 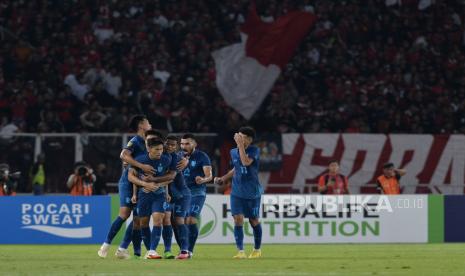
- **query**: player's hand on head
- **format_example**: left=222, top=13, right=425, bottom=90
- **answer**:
left=141, top=164, right=155, bottom=175
left=234, top=133, right=243, bottom=145
left=177, top=158, right=188, bottom=171
left=195, top=176, right=203, bottom=184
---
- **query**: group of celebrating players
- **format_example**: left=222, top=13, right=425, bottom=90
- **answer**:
left=97, top=115, right=263, bottom=260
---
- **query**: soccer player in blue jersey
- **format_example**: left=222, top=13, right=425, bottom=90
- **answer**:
left=165, top=135, right=192, bottom=260
left=141, top=132, right=189, bottom=259
left=98, top=115, right=153, bottom=259
left=180, top=133, right=212, bottom=258
left=215, top=127, right=263, bottom=259
left=128, top=138, right=176, bottom=259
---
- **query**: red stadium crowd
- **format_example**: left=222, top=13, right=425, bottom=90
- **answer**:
left=1, top=0, right=465, bottom=135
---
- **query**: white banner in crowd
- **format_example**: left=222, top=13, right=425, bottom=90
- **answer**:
left=261, top=134, right=465, bottom=194
left=197, top=195, right=428, bottom=244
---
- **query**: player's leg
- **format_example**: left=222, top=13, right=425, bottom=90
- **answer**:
left=171, top=210, right=180, bottom=250
left=162, top=202, right=175, bottom=259
left=138, top=193, right=152, bottom=256
left=174, top=195, right=191, bottom=259
left=131, top=214, right=142, bottom=257
left=147, top=194, right=166, bottom=259
left=231, top=195, right=247, bottom=259
left=186, top=195, right=206, bottom=256
left=116, top=210, right=135, bottom=259
left=117, top=209, right=142, bottom=259
left=246, top=197, right=262, bottom=258
left=98, top=205, right=131, bottom=258
left=98, top=179, right=132, bottom=258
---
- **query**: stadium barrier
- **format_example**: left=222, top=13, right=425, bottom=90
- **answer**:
left=1, top=194, right=461, bottom=244
left=0, top=133, right=220, bottom=193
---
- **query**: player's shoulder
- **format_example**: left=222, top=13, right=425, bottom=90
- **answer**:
left=126, top=135, right=143, bottom=147
left=196, top=149, right=210, bottom=159
left=129, top=135, right=143, bottom=143
left=135, top=153, right=149, bottom=163
left=162, top=152, right=172, bottom=162
left=167, top=151, right=177, bottom=161
left=248, top=145, right=260, bottom=153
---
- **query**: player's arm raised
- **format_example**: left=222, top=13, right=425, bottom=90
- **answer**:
left=128, top=168, right=157, bottom=192
left=234, top=133, right=253, bottom=166
left=120, top=149, right=155, bottom=175
left=195, top=166, right=212, bottom=185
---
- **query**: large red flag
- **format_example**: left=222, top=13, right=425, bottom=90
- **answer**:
left=212, top=4, right=316, bottom=119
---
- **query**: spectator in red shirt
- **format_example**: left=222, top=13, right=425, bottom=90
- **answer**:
left=318, top=160, right=349, bottom=195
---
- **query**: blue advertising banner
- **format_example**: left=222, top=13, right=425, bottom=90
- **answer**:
left=0, top=196, right=110, bottom=244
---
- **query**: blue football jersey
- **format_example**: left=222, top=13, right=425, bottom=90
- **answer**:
left=183, top=149, right=211, bottom=197
left=121, top=135, right=148, bottom=183
left=133, top=152, right=175, bottom=195
left=168, top=151, right=190, bottom=198
left=230, top=145, right=263, bottom=199
left=125, top=135, right=147, bottom=158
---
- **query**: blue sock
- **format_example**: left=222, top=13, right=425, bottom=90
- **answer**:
left=187, top=224, right=198, bottom=252
left=162, top=225, right=173, bottom=252
left=150, top=226, right=162, bottom=251
left=104, top=216, right=125, bottom=244
left=141, top=227, right=151, bottom=251
left=252, top=223, right=262, bottom=250
left=132, top=228, right=142, bottom=256
left=172, top=222, right=181, bottom=250
left=119, top=221, right=133, bottom=249
left=234, top=226, right=244, bottom=250
left=177, top=224, right=189, bottom=252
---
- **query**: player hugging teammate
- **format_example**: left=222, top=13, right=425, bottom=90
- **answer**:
left=99, top=123, right=263, bottom=260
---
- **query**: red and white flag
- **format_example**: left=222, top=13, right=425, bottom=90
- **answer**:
left=212, top=4, right=316, bottom=119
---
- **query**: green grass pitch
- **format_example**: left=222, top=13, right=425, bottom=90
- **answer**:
left=1, top=244, right=464, bottom=275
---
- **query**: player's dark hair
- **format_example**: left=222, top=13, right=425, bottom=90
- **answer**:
left=146, top=138, right=164, bottom=148
left=328, top=160, right=339, bottom=165
left=145, top=129, right=165, bottom=140
left=166, top=135, right=178, bottom=142
left=239, top=126, right=256, bottom=140
left=182, top=133, right=196, bottom=141
left=129, top=115, right=147, bottom=132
